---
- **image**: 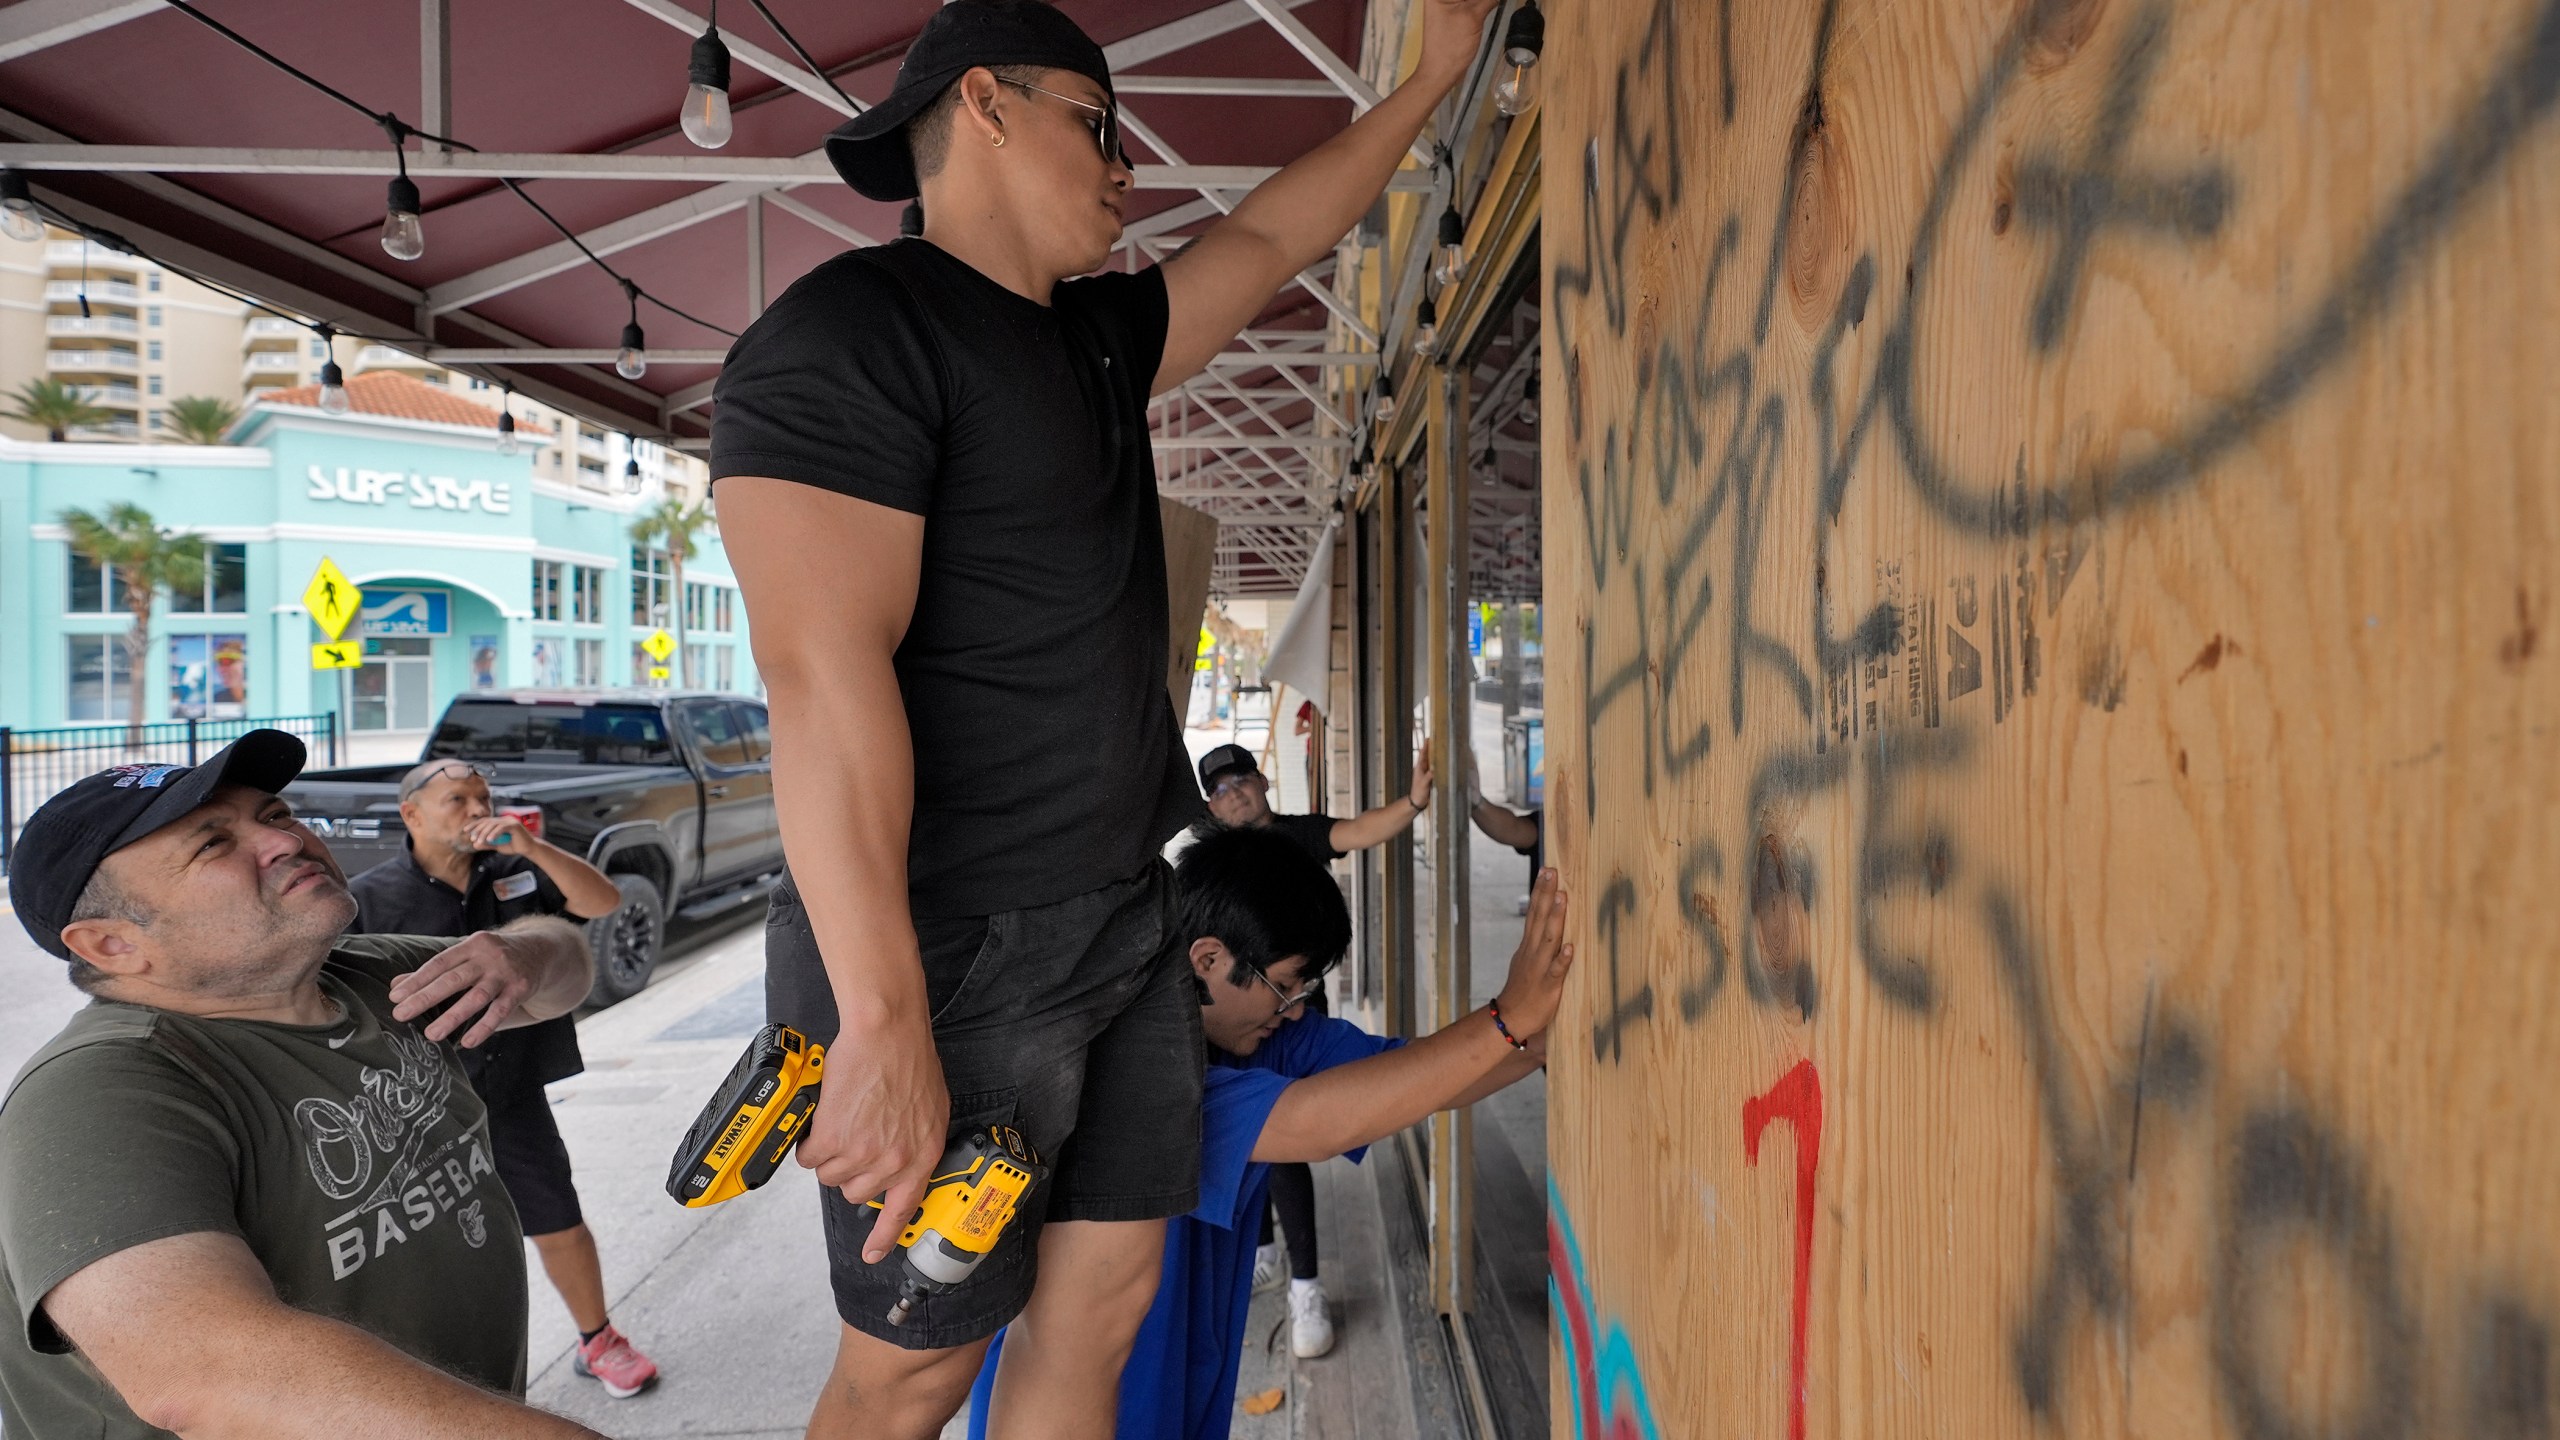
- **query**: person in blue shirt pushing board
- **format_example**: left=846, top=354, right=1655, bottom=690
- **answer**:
left=966, top=823, right=1574, bottom=1440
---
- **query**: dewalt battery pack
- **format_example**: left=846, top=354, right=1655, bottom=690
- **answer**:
left=665, top=1023, right=825, bottom=1208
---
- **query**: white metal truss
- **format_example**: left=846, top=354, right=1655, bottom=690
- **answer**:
left=614, top=0, right=864, bottom=118
left=0, top=0, right=158, bottom=65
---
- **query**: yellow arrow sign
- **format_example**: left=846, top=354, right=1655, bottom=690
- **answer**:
left=312, top=640, right=363, bottom=670
left=648, top=665, right=671, bottom=681
left=642, top=628, right=676, bottom=662
left=303, top=558, right=360, bottom=641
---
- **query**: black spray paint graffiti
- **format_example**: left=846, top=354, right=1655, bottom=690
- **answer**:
left=1554, top=0, right=2560, bottom=1430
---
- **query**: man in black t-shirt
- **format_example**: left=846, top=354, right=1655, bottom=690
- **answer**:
left=347, top=760, right=658, bottom=1401
left=710, top=1, right=1498, bottom=1434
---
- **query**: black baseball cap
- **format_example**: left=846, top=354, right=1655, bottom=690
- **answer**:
left=825, top=0, right=1115, bottom=202
left=1197, top=743, right=1260, bottom=795
left=8, top=729, right=308, bottom=961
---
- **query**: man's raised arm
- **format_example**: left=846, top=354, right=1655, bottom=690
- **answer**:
left=1151, top=0, right=1499, bottom=393
left=718, top=476, right=950, bottom=1265
left=44, top=1232, right=602, bottom=1439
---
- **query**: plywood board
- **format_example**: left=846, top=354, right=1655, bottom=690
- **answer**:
left=1161, top=497, right=1219, bottom=714
left=1539, top=0, right=2560, bottom=1436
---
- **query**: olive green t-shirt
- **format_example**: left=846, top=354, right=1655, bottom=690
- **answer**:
left=0, top=935, right=528, bottom=1438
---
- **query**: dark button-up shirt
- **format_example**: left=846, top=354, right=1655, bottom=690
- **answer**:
left=347, top=846, right=585, bottom=1092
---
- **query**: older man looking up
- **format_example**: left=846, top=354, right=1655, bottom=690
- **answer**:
left=346, top=759, right=659, bottom=1399
left=0, top=731, right=601, bottom=1440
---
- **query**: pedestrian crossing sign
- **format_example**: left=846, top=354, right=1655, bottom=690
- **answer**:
left=642, top=628, right=676, bottom=662
left=303, top=558, right=360, bottom=641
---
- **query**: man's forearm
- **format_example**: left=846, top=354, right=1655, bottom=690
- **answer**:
left=156, top=1302, right=600, bottom=1439
left=765, top=659, right=929, bottom=1033
left=1253, top=1009, right=1514, bottom=1163
left=522, top=839, right=624, bottom=920
left=1331, top=795, right=1423, bottom=853
left=1217, top=64, right=1448, bottom=277
left=496, top=916, right=593, bottom=1024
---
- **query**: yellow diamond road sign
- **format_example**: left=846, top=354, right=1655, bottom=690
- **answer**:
left=311, top=641, right=362, bottom=671
left=303, top=558, right=360, bottom=641
left=642, top=628, right=676, bottom=663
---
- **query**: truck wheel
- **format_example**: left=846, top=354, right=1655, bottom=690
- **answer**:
left=585, top=873, right=665, bottom=1007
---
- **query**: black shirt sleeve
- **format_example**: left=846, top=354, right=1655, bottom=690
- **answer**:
left=1269, top=812, right=1345, bottom=862
left=710, top=254, right=948, bottom=515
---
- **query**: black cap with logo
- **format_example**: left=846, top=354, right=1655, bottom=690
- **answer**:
left=824, top=0, right=1115, bottom=202
left=1196, top=743, right=1261, bottom=797
left=7, top=729, right=308, bottom=960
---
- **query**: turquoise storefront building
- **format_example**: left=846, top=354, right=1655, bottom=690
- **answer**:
left=0, top=376, right=754, bottom=746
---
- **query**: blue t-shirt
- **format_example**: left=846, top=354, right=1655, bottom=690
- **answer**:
left=968, top=1014, right=1402, bottom=1440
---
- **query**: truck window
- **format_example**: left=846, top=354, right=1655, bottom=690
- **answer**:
left=733, top=702, right=771, bottom=762
left=429, top=702, right=675, bottom=765
left=681, top=701, right=754, bottom=768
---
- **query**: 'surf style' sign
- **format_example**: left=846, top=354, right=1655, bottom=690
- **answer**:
left=1547, top=0, right=2560, bottom=1433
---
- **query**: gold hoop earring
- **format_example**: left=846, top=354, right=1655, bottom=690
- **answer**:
left=990, top=131, right=1006, bottom=148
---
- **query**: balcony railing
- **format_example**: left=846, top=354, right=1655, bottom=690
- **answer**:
left=242, top=352, right=304, bottom=376
left=64, top=420, right=142, bottom=441
left=353, top=345, right=431, bottom=370
left=46, top=349, right=140, bottom=372
left=45, top=242, right=141, bottom=270
left=46, top=314, right=139, bottom=337
left=43, top=280, right=140, bottom=304
left=244, top=317, right=305, bottom=341
left=71, top=386, right=141, bottom=408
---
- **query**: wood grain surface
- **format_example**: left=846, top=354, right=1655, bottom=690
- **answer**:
left=1538, top=0, right=2560, bottom=1435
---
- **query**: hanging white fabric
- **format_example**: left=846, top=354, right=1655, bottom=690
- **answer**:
left=1260, top=519, right=1338, bottom=717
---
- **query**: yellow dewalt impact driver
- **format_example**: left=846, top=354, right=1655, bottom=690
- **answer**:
left=666, top=1023, right=1046, bottom=1326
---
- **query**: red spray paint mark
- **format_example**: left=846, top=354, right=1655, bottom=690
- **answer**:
left=1744, top=1059, right=1824, bottom=1440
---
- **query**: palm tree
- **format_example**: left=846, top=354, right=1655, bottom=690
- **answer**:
left=5, top=377, right=111, bottom=442
left=163, top=395, right=241, bottom=445
left=60, top=502, right=208, bottom=750
left=629, top=497, right=714, bottom=686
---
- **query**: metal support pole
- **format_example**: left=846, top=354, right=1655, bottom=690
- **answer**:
left=745, top=194, right=767, bottom=322
left=1379, top=456, right=1413, bottom=1042
left=1, top=726, right=14, bottom=874
left=419, top=0, right=451, bottom=154
left=185, top=716, right=199, bottom=765
left=1424, top=360, right=1474, bottom=1320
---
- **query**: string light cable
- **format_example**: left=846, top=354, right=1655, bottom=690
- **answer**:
left=156, top=0, right=737, bottom=345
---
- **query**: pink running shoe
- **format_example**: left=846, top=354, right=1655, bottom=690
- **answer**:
left=571, top=1324, right=660, bottom=1398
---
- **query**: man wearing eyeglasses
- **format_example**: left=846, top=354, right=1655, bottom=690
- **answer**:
left=343, top=760, right=657, bottom=1400
left=709, top=1, right=1500, bottom=1435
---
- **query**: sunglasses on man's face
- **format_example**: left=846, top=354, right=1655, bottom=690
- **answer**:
left=1000, top=78, right=1129, bottom=168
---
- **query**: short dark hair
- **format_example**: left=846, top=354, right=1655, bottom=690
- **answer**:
left=1174, top=825, right=1352, bottom=986
left=62, top=864, right=150, bottom=994
left=908, top=64, right=1049, bottom=184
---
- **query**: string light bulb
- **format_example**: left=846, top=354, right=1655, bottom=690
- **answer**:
left=381, top=173, right=424, bottom=261
left=625, top=451, right=643, bottom=492
left=1373, top=376, right=1397, bottom=426
left=681, top=3, right=735, bottom=149
left=1493, top=1, right=1544, bottom=118
left=616, top=281, right=648, bottom=380
left=1516, top=373, right=1539, bottom=426
left=1412, top=295, right=1439, bottom=359
left=1433, top=203, right=1467, bottom=289
left=0, top=170, right=43, bottom=243
left=315, top=326, right=350, bottom=415
left=495, top=384, right=519, bottom=456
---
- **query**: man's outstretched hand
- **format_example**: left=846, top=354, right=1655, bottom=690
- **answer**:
left=1413, top=0, right=1503, bottom=88
left=1493, top=867, right=1573, bottom=1038
left=796, top=1006, right=951, bottom=1265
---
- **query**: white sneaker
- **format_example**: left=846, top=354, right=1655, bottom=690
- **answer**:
left=1252, top=1241, right=1287, bottom=1293
left=1289, top=1280, right=1335, bottom=1358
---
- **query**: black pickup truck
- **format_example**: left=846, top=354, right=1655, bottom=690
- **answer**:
left=283, top=689, right=784, bottom=1005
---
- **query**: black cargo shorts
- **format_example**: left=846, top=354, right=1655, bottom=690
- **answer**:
left=763, top=859, right=1204, bottom=1350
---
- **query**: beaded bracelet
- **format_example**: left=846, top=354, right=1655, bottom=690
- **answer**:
left=1485, top=998, right=1529, bottom=1052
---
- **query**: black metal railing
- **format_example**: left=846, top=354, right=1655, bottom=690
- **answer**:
left=1, top=714, right=338, bottom=875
